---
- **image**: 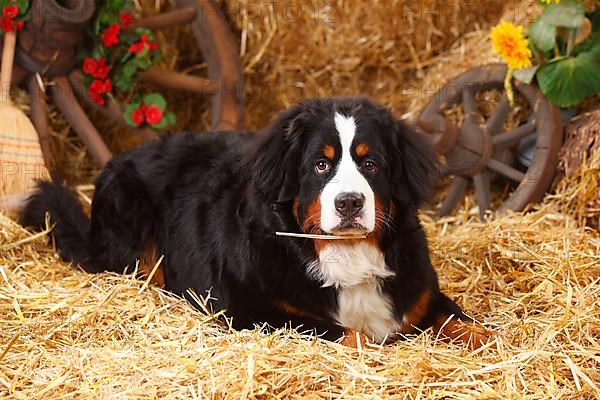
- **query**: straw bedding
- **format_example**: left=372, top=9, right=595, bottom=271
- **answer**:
left=1, top=180, right=599, bottom=398
left=1, top=0, right=599, bottom=398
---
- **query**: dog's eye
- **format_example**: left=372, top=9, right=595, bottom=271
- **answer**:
left=314, top=160, right=332, bottom=174
left=362, top=159, right=377, bottom=173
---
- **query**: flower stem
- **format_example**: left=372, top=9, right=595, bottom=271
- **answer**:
left=504, top=68, right=515, bottom=107
left=566, top=29, right=576, bottom=56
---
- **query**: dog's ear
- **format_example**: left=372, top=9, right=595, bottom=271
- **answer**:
left=389, top=119, right=438, bottom=206
left=249, top=104, right=307, bottom=204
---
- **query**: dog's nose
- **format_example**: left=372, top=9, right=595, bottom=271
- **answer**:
left=334, top=192, right=365, bottom=218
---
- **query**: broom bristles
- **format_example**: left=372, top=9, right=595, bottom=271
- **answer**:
left=0, top=102, right=50, bottom=198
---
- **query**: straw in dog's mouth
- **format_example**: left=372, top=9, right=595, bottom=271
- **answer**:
left=275, top=232, right=367, bottom=240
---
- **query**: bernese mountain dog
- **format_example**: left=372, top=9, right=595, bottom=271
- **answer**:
left=21, top=97, right=491, bottom=349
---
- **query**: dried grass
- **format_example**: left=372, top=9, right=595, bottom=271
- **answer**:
left=1, top=182, right=599, bottom=398
left=2, top=0, right=599, bottom=398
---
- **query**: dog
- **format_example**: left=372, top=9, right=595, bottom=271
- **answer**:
left=21, top=97, right=491, bottom=349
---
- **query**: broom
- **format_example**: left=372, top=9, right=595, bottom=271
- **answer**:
left=0, top=27, right=49, bottom=200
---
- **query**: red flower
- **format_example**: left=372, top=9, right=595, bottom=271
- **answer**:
left=88, top=79, right=112, bottom=106
left=1, top=16, right=13, bottom=33
left=131, top=109, right=145, bottom=126
left=82, top=58, right=97, bottom=75
left=120, top=12, right=133, bottom=28
left=3, top=5, right=18, bottom=19
left=101, top=24, right=120, bottom=47
left=1, top=5, right=22, bottom=32
left=145, top=105, right=163, bottom=125
left=82, top=57, right=110, bottom=79
left=128, top=33, right=158, bottom=55
left=94, top=58, right=110, bottom=79
left=128, top=42, right=144, bottom=55
left=129, top=103, right=148, bottom=126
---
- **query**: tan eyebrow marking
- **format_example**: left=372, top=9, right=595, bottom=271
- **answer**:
left=323, top=144, right=335, bottom=160
left=355, top=143, right=369, bottom=157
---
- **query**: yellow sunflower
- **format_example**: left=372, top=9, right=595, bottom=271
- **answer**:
left=490, top=21, right=532, bottom=70
left=540, top=0, right=560, bottom=3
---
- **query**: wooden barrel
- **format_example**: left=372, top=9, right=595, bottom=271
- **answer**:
left=15, top=0, right=95, bottom=78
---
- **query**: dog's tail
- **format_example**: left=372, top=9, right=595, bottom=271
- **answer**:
left=20, top=181, right=91, bottom=267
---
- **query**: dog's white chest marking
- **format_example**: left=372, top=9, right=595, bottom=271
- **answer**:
left=308, top=241, right=401, bottom=342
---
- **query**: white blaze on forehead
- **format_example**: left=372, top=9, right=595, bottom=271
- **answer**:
left=319, top=113, right=375, bottom=233
left=333, top=113, right=356, bottom=151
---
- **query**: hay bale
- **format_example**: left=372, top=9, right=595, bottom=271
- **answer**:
left=556, top=105, right=600, bottom=180
left=224, top=0, right=511, bottom=128
left=551, top=141, right=600, bottom=231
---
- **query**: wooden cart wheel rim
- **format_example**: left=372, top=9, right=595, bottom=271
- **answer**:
left=175, top=0, right=245, bottom=131
left=418, top=64, right=563, bottom=215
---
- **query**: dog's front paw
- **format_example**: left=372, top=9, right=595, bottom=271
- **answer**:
left=439, top=319, right=494, bottom=350
left=338, top=328, right=370, bottom=349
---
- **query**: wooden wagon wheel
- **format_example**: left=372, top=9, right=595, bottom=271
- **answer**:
left=9, top=0, right=244, bottom=172
left=417, top=64, right=563, bottom=219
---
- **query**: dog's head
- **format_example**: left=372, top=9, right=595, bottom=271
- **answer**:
left=250, top=97, right=436, bottom=237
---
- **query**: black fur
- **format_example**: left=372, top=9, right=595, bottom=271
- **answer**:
left=21, top=97, right=475, bottom=344
left=20, top=181, right=90, bottom=266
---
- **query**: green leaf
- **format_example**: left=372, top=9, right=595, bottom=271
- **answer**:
left=91, top=46, right=105, bottom=59
left=540, top=0, right=584, bottom=29
left=122, top=59, right=138, bottom=78
left=136, top=57, right=153, bottom=70
left=108, top=0, right=127, bottom=11
left=135, top=28, right=154, bottom=39
left=513, top=65, right=540, bottom=84
left=113, top=73, right=134, bottom=92
left=150, top=119, right=168, bottom=130
left=135, top=48, right=150, bottom=60
left=528, top=18, right=556, bottom=52
left=165, top=112, right=176, bottom=126
left=16, top=0, right=29, bottom=12
left=143, top=93, right=167, bottom=111
left=536, top=51, right=600, bottom=107
left=572, top=32, right=600, bottom=57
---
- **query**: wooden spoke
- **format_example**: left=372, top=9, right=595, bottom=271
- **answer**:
left=487, top=158, right=525, bottom=182
left=27, top=75, right=57, bottom=178
left=473, top=172, right=491, bottom=219
left=138, top=67, right=218, bottom=95
left=439, top=176, right=469, bottom=217
left=126, top=7, right=198, bottom=32
left=11, top=63, right=29, bottom=87
left=68, top=72, right=159, bottom=143
left=462, top=87, right=478, bottom=117
left=493, top=121, right=536, bottom=148
left=50, top=77, right=112, bottom=166
left=485, top=93, right=510, bottom=135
